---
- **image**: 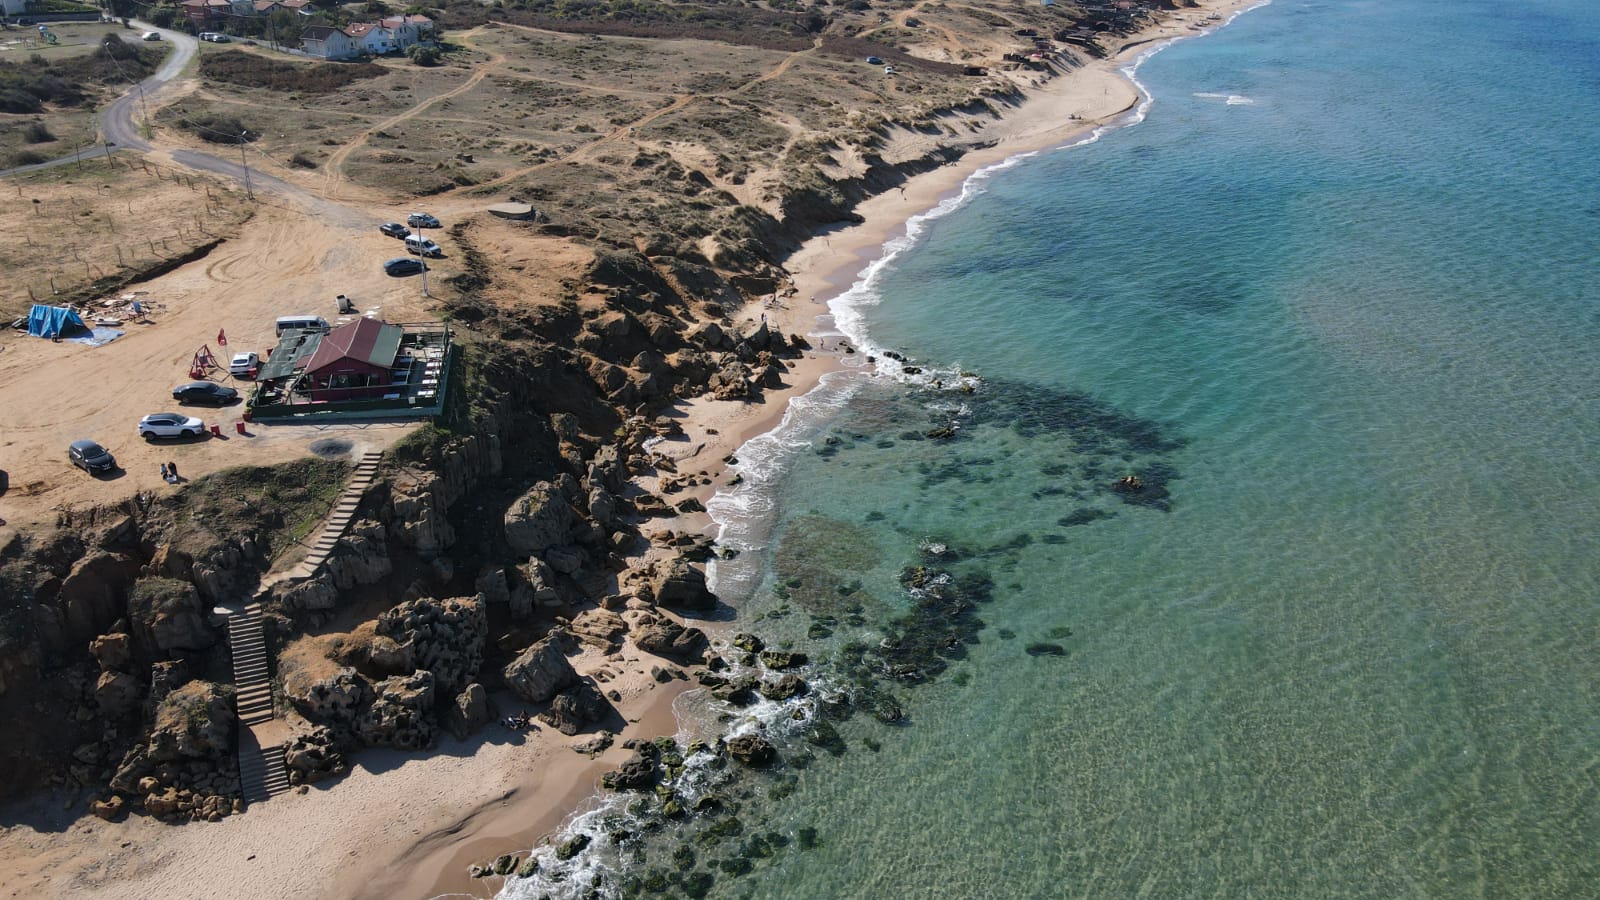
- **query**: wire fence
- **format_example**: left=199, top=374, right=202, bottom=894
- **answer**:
left=9, top=153, right=254, bottom=308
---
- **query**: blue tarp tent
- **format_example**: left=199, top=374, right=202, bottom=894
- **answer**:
left=27, top=305, right=88, bottom=339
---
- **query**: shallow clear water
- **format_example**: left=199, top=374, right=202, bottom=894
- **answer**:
left=500, top=0, right=1600, bottom=896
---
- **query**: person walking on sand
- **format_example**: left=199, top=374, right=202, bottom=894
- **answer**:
left=166, top=461, right=178, bottom=483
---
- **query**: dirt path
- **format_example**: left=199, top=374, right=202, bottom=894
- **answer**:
left=321, top=31, right=505, bottom=200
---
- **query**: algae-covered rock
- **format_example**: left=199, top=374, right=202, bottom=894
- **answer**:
left=725, top=734, right=775, bottom=767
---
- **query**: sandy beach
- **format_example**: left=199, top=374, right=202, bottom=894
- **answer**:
left=0, top=3, right=1261, bottom=897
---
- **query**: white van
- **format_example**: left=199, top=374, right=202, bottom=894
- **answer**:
left=405, top=234, right=443, bottom=258
left=275, top=315, right=330, bottom=337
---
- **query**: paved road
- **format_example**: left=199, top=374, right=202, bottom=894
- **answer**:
left=1, top=22, right=364, bottom=226
left=0, top=22, right=194, bottom=176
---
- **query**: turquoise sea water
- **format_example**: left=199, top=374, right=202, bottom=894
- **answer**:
left=503, top=1, right=1600, bottom=896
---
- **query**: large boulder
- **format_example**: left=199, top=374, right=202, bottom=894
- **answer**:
left=446, top=683, right=493, bottom=740
left=59, top=553, right=136, bottom=643
left=504, top=482, right=577, bottom=558
left=128, top=576, right=215, bottom=655
left=148, top=681, right=235, bottom=761
left=374, top=595, right=487, bottom=694
left=94, top=669, right=144, bottom=717
left=283, top=726, right=346, bottom=785
left=89, top=632, right=133, bottom=671
left=651, top=559, right=717, bottom=612
left=568, top=608, right=627, bottom=653
left=633, top=620, right=708, bottom=663
left=539, top=680, right=610, bottom=736
left=356, top=670, right=437, bottom=750
left=502, top=635, right=578, bottom=703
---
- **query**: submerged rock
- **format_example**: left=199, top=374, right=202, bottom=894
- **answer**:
left=1025, top=643, right=1066, bottom=657
left=725, top=734, right=776, bottom=767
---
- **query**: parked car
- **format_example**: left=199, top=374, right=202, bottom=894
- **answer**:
left=138, top=413, right=205, bottom=440
left=229, top=351, right=259, bottom=378
left=406, top=212, right=440, bottom=229
left=885, top=65, right=896, bottom=75
left=866, top=56, right=883, bottom=65
left=379, top=222, right=409, bottom=238
left=141, top=31, right=161, bottom=41
left=405, top=236, right=444, bottom=258
left=68, top=440, right=117, bottom=474
left=383, top=257, right=429, bottom=277
left=198, top=32, right=230, bottom=42
left=172, top=381, right=239, bottom=405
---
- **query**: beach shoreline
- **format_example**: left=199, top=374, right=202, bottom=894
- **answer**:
left=0, top=4, right=1263, bottom=898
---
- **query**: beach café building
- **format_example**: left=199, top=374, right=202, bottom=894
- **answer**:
left=249, top=317, right=451, bottom=421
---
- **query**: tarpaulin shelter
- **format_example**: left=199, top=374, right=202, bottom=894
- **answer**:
left=27, top=305, right=88, bottom=339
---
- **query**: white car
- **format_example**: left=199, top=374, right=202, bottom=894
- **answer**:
left=138, top=413, right=205, bottom=440
left=141, top=31, right=161, bottom=41
left=229, top=351, right=259, bottom=379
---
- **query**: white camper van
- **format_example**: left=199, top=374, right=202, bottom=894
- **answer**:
left=275, top=315, right=331, bottom=337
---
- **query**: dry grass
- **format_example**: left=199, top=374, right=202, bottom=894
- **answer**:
left=0, top=159, right=254, bottom=319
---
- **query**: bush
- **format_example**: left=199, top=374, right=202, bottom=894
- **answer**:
left=0, top=90, right=42, bottom=114
left=200, top=50, right=385, bottom=93
left=9, top=149, right=48, bottom=167
left=184, top=113, right=256, bottom=144
left=288, top=152, right=318, bottom=169
left=407, top=44, right=441, bottom=66
left=22, top=121, right=55, bottom=143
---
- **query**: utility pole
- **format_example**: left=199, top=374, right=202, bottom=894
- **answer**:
left=239, top=133, right=254, bottom=199
left=415, top=220, right=432, bottom=298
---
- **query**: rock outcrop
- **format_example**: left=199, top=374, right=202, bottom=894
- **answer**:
left=502, top=635, right=579, bottom=703
left=650, top=558, right=717, bottom=612
left=374, top=595, right=487, bottom=694
left=632, top=619, right=709, bottom=663
left=504, top=482, right=577, bottom=558
left=128, top=576, right=215, bottom=656
left=356, top=670, right=437, bottom=750
left=539, top=680, right=610, bottom=735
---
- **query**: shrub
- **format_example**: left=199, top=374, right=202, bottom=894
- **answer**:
left=288, top=152, right=318, bottom=169
left=184, top=113, right=256, bottom=144
left=407, top=44, right=441, bottom=66
left=0, top=90, right=42, bottom=114
left=23, top=121, right=54, bottom=143
left=9, top=149, right=48, bottom=167
left=200, top=50, right=385, bottom=93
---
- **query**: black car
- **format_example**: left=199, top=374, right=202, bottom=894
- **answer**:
left=172, top=381, right=240, bottom=405
left=379, top=222, right=409, bottom=238
left=406, top=212, right=441, bottom=229
left=383, top=257, right=429, bottom=277
left=68, top=439, right=117, bottom=475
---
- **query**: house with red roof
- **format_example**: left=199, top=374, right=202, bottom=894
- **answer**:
left=301, top=318, right=404, bottom=401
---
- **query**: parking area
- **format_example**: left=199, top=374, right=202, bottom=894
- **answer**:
left=0, top=205, right=438, bottom=528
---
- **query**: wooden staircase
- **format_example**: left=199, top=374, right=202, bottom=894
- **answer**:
left=286, top=450, right=383, bottom=581
left=239, top=738, right=289, bottom=803
left=227, top=600, right=291, bottom=801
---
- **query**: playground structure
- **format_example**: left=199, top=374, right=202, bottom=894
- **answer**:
left=190, top=343, right=222, bottom=379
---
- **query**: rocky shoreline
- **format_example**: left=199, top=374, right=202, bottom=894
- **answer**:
left=0, top=2, right=1257, bottom=896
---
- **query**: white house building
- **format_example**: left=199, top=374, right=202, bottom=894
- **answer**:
left=299, top=24, right=358, bottom=60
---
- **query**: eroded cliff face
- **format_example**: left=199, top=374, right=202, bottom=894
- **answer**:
left=0, top=65, right=999, bottom=815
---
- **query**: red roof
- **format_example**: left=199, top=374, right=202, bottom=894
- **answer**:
left=305, top=318, right=402, bottom=374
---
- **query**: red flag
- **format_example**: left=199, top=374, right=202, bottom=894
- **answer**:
left=217, top=329, right=227, bottom=347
